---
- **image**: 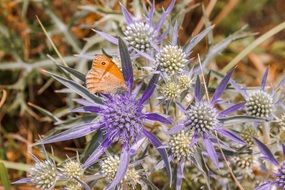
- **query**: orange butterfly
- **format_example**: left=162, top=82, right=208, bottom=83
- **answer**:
left=86, top=54, right=127, bottom=94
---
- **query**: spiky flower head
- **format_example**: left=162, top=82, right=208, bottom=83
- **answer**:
left=100, top=94, right=143, bottom=145
left=28, top=159, right=57, bottom=190
left=156, top=45, right=188, bottom=75
left=275, top=162, right=285, bottom=189
left=124, top=21, right=155, bottom=51
left=241, top=127, right=257, bottom=147
left=245, top=90, right=273, bottom=118
left=100, top=155, right=140, bottom=187
left=232, top=155, right=253, bottom=169
left=61, top=160, right=84, bottom=180
left=168, top=130, right=196, bottom=161
left=279, top=113, right=285, bottom=129
left=160, top=81, right=182, bottom=100
left=186, top=102, right=219, bottom=133
left=100, top=155, right=120, bottom=181
left=178, top=74, right=192, bottom=89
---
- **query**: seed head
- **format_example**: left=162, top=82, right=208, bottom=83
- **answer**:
left=28, top=160, right=57, bottom=190
left=275, top=162, right=285, bottom=189
left=124, top=22, right=155, bottom=51
left=61, top=160, right=83, bottom=180
left=100, top=155, right=120, bottom=181
left=241, top=127, right=256, bottom=147
left=178, top=75, right=192, bottom=89
left=232, top=156, right=253, bottom=169
left=279, top=113, right=285, bottom=129
left=186, top=102, right=219, bottom=133
left=101, top=95, right=143, bottom=145
left=100, top=155, right=140, bottom=187
left=245, top=91, right=273, bottom=118
left=168, top=130, right=196, bottom=161
left=160, top=82, right=182, bottom=100
left=156, top=45, right=188, bottom=75
left=124, top=168, right=140, bottom=188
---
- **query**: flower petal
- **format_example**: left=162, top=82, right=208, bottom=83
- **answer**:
left=216, top=128, right=245, bottom=144
left=147, top=0, right=155, bottom=23
left=143, top=129, right=172, bottom=184
left=145, top=113, right=172, bottom=125
left=211, top=69, right=235, bottom=104
left=282, top=144, right=285, bottom=157
left=184, top=26, right=213, bottom=53
left=195, top=76, right=202, bottom=101
left=176, top=160, right=185, bottom=190
left=253, top=137, right=279, bottom=166
left=168, top=123, right=185, bottom=135
left=12, top=178, right=32, bottom=184
left=203, top=133, right=219, bottom=168
left=118, top=38, right=133, bottom=89
left=230, top=79, right=248, bottom=98
left=35, top=123, right=101, bottom=145
left=119, top=2, right=133, bottom=24
left=261, top=68, right=269, bottom=91
left=106, top=147, right=130, bottom=190
left=155, top=0, right=176, bottom=31
left=83, top=138, right=112, bottom=168
left=71, top=106, right=102, bottom=113
left=218, top=102, right=245, bottom=116
left=255, top=181, right=273, bottom=190
left=172, top=20, right=179, bottom=45
left=93, top=29, right=118, bottom=45
left=139, top=73, right=159, bottom=105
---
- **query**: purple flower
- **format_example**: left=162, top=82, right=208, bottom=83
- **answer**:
left=254, top=139, right=285, bottom=190
left=94, top=0, right=176, bottom=53
left=169, top=70, right=245, bottom=168
left=37, top=38, right=172, bottom=189
left=232, top=68, right=285, bottom=119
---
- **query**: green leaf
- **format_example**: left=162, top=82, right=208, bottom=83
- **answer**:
left=57, top=65, right=86, bottom=83
left=0, top=162, right=11, bottom=190
left=46, top=71, right=102, bottom=104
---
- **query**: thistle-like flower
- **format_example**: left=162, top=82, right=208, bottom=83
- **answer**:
left=156, top=45, right=188, bottom=75
left=36, top=38, right=172, bottom=188
left=232, top=68, right=285, bottom=120
left=60, top=156, right=84, bottom=190
left=95, top=0, right=175, bottom=53
left=169, top=71, right=246, bottom=168
left=100, top=155, right=141, bottom=188
left=160, top=81, right=182, bottom=101
left=28, top=159, right=57, bottom=189
left=279, top=113, right=285, bottom=129
left=13, top=152, right=58, bottom=190
left=168, top=130, right=196, bottom=162
left=154, top=23, right=212, bottom=75
left=178, top=74, right=193, bottom=89
left=254, top=139, right=285, bottom=190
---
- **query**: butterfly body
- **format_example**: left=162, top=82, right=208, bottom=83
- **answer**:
left=86, top=54, right=127, bottom=94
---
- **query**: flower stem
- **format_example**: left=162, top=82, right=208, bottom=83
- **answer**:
left=215, top=132, right=245, bottom=190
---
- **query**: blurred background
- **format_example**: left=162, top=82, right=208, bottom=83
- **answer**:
left=0, top=0, right=285, bottom=189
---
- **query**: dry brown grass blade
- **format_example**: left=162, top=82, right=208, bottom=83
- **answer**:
left=0, top=89, right=7, bottom=108
left=192, top=0, right=217, bottom=36
left=213, top=0, right=240, bottom=25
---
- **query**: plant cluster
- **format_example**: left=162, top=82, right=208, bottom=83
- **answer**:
left=12, top=1, right=285, bottom=190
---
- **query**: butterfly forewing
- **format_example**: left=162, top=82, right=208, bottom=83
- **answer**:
left=86, top=55, right=127, bottom=94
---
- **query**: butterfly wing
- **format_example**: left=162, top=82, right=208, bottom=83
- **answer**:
left=86, top=59, right=126, bottom=93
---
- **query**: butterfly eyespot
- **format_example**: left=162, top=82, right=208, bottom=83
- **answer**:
left=101, top=62, right=106, bottom=65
